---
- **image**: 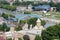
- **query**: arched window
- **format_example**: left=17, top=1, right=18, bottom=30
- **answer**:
left=23, top=35, right=30, bottom=40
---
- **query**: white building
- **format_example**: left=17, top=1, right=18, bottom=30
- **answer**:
left=0, top=17, right=6, bottom=24
left=5, top=18, right=45, bottom=40
left=22, top=18, right=45, bottom=36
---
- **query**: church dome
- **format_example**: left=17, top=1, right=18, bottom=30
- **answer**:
left=36, top=18, right=41, bottom=22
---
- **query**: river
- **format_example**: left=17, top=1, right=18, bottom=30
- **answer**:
left=0, top=8, right=56, bottom=28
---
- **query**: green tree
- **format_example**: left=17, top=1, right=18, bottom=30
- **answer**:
left=2, top=23, right=10, bottom=32
left=27, top=18, right=37, bottom=29
left=19, top=18, right=46, bottom=29
left=0, top=0, right=9, bottom=5
left=19, top=20, right=26, bottom=25
left=15, top=25, right=22, bottom=31
left=49, top=1, right=56, bottom=7
left=18, top=38, right=22, bottom=40
left=41, top=24, right=60, bottom=40
left=56, top=3, right=60, bottom=8
left=13, top=0, right=21, bottom=6
left=2, top=13, right=15, bottom=19
left=35, top=35, right=41, bottom=40
left=40, top=19, right=46, bottom=26
left=9, top=14, right=15, bottom=18
left=27, top=18, right=46, bottom=28
left=0, top=4, right=16, bottom=11
left=0, top=25, right=3, bottom=31
left=0, top=23, right=10, bottom=32
left=24, top=11, right=31, bottom=14
left=7, top=38, right=12, bottom=40
left=2, top=13, right=8, bottom=19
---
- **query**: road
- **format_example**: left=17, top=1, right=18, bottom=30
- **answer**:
left=41, top=17, right=60, bottom=23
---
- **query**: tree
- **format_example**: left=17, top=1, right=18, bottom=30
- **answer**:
left=41, top=24, right=60, bottom=40
left=35, top=35, right=41, bottom=40
left=2, top=13, right=15, bottom=19
left=27, top=18, right=37, bottom=29
left=15, top=25, right=22, bottom=31
left=7, top=38, right=12, bottom=40
left=32, top=2, right=49, bottom=6
left=13, top=0, right=21, bottom=6
left=18, top=38, right=22, bottom=40
left=9, top=14, right=15, bottom=18
left=0, top=4, right=16, bottom=11
left=27, top=18, right=46, bottom=28
left=0, top=23, right=10, bottom=32
left=49, top=1, right=56, bottom=7
left=0, top=0, right=9, bottom=5
left=56, top=3, right=60, bottom=8
left=0, top=25, right=3, bottom=31
left=40, top=19, right=46, bottom=26
left=56, top=3, right=60, bottom=12
left=24, top=11, right=31, bottom=14
left=2, top=23, right=10, bottom=32
left=19, top=20, right=26, bottom=25
left=2, top=13, right=8, bottom=19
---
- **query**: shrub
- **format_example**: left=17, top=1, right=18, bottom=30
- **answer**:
left=2, top=13, right=15, bottom=19
left=0, top=4, right=16, bottom=11
left=24, top=11, right=31, bottom=14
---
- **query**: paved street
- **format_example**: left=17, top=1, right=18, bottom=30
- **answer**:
left=41, top=17, right=60, bottom=23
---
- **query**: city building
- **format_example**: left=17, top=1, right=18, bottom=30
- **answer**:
left=0, top=17, right=6, bottom=24
left=0, top=31, right=6, bottom=40
left=52, top=0, right=60, bottom=3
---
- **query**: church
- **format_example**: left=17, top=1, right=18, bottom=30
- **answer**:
left=1, top=18, right=45, bottom=40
